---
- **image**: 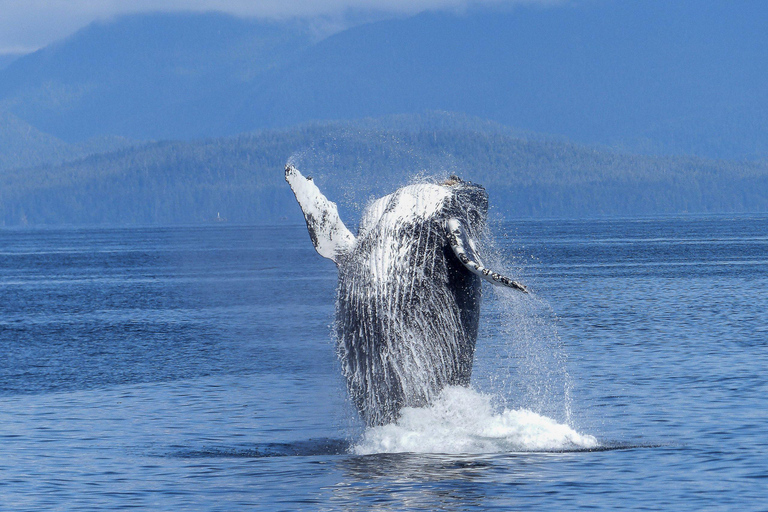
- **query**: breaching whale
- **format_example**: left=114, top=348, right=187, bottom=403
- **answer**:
left=286, top=165, right=527, bottom=426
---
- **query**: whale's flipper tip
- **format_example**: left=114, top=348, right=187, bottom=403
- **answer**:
left=500, top=277, right=529, bottom=293
left=285, top=165, right=355, bottom=263
left=286, top=165, right=312, bottom=181
left=446, top=218, right=528, bottom=293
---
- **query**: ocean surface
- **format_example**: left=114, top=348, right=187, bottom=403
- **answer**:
left=1, top=216, right=766, bottom=511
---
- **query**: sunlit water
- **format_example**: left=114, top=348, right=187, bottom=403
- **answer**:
left=1, top=217, right=767, bottom=510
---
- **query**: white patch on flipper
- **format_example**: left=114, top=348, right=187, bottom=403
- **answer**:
left=446, top=218, right=528, bottom=293
left=285, top=166, right=355, bottom=262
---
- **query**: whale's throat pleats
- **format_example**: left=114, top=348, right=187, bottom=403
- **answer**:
left=336, top=186, right=481, bottom=426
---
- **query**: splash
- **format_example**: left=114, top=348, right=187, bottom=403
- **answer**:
left=352, top=386, right=598, bottom=455
left=286, top=160, right=593, bottom=446
left=466, top=221, right=576, bottom=424
left=475, top=286, right=574, bottom=423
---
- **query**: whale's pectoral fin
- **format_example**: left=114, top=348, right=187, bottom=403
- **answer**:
left=446, top=218, right=528, bottom=293
left=285, top=165, right=355, bottom=263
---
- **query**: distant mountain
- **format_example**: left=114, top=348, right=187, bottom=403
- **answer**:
left=245, top=0, right=768, bottom=160
left=0, top=52, right=25, bottom=71
left=0, top=12, right=316, bottom=142
left=0, top=2, right=765, bottom=160
left=0, top=110, right=137, bottom=172
left=3, top=115, right=767, bottom=226
left=0, top=110, right=76, bottom=170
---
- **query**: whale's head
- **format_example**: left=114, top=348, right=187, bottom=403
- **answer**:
left=356, top=175, right=488, bottom=239
left=442, top=175, right=489, bottom=236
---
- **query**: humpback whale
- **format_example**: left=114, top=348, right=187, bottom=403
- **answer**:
left=286, top=165, right=527, bottom=426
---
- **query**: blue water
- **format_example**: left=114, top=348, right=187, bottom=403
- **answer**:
left=1, top=217, right=767, bottom=510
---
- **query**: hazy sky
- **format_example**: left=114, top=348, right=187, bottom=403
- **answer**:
left=0, top=0, right=558, bottom=54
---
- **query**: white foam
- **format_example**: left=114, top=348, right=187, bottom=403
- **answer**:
left=352, top=386, right=598, bottom=455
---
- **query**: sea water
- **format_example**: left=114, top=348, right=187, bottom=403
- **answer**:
left=0, top=216, right=766, bottom=511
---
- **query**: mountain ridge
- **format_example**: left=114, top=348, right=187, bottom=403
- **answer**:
left=0, top=12, right=317, bottom=141
left=0, top=2, right=766, bottom=159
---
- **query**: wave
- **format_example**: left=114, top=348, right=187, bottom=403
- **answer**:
left=352, top=386, right=598, bottom=455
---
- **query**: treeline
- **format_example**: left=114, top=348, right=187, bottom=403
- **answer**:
left=2, top=121, right=768, bottom=226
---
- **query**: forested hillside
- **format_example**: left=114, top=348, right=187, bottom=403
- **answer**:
left=3, top=119, right=767, bottom=226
